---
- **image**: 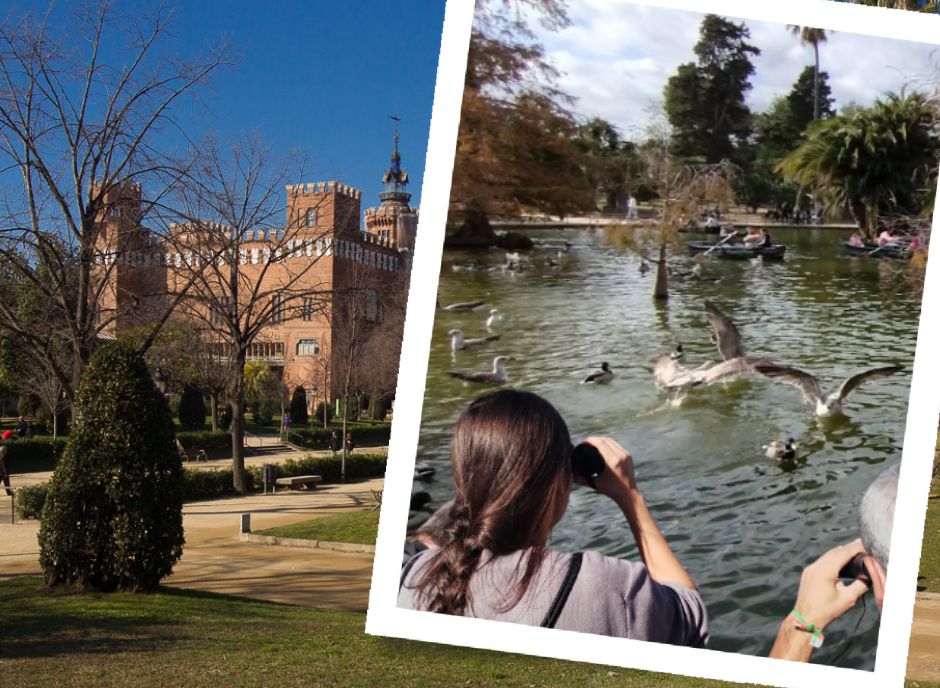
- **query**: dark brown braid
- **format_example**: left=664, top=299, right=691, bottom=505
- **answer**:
left=415, top=389, right=573, bottom=616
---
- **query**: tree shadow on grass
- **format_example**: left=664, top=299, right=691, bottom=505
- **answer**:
left=0, top=578, right=285, bottom=661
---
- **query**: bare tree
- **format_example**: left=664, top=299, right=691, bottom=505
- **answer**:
left=166, top=135, right=342, bottom=493
left=0, top=2, right=227, bottom=405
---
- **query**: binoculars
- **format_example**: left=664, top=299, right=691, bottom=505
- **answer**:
left=571, top=442, right=605, bottom=487
left=838, top=553, right=872, bottom=585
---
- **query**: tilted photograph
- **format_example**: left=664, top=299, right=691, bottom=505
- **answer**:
left=388, top=0, right=939, bottom=676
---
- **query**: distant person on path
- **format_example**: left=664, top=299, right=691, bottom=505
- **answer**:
left=281, top=412, right=291, bottom=441
left=345, top=432, right=355, bottom=454
left=0, top=445, right=11, bottom=496
left=329, top=431, right=341, bottom=455
left=626, top=196, right=638, bottom=219
left=16, top=416, right=29, bottom=438
left=399, top=390, right=708, bottom=646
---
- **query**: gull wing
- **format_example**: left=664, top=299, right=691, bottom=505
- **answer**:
left=832, top=365, right=903, bottom=403
left=754, top=363, right=824, bottom=406
left=696, top=356, right=773, bottom=385
left=653, top=355, right=702, bottom=389
left=705, top=301, right=746, bottom=360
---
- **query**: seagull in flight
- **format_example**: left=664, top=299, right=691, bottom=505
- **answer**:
left=448, top=329, right=500, bottom=352
left=754, top=363, right=903, bottom=417
left=448, top=356, right=512, bottom=384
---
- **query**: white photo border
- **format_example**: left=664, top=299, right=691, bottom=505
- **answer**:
left=366, top=1, right=940, bottom=686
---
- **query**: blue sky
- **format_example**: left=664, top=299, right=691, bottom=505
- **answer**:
left=11, top=1, right=445, bottom=220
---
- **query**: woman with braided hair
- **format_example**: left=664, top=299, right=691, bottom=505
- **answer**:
left=398, top=389, right=708, bottom=646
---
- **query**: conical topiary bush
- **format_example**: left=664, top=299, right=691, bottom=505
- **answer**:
left=38, top=342, right=184, bottom=592
left=178, top=383, right=207, bottom=430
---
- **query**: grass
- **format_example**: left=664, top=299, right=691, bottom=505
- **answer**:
left=919, top=478, right=940, bottom=593
left=256, top=509, right=379, bottom=545
left=0, top=576, right=757, bottom=688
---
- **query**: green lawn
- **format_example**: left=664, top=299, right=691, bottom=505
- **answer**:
left=257, top=509, right=379, bottom=545
left=919, top=479, right=940, bottom=593
left=0, top=576, right=756, bottom=688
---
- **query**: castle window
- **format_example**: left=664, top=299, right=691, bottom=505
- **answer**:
left=366, top=289, right=379, bottom=322
left=306, top=208, right=317, bottom=227
left=271, top=294, right=285, bottom=324
left=302, top=298, right=317, bottom=322
left=297, top=338, right=320, bottom=356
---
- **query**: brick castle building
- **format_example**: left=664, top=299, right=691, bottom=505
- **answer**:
left=94, top=132, right=417, bottom=410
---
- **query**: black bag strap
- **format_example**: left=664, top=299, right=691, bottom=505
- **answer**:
left=399, top=546, right=426, bottom=591
left=541, top=552, right=583, bottom=628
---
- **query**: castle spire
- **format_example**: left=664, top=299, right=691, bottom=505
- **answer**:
left=380, top=115, right=411, bottom=206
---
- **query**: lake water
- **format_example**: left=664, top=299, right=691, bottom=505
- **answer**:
left=409, top=227, right=921, bottom=669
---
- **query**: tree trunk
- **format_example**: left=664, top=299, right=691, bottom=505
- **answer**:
left=813, top=45, right=821, bottom=121
left=653, top=243, right=669, bottom=300
left=850, top=199, right=871, bottom=241
left=231, top=350, right=248, bottom=494
left=210, top=393, right=218, bottom=433
left=323, top=387, right=329, bottom=429
left=52, top=411, right=58, bottom=439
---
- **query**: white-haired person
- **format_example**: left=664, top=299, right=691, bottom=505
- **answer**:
left=770, top=464, right=896, bottom=661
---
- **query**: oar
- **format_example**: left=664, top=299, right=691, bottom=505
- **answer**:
left=703, top=229, right=738, bottom=257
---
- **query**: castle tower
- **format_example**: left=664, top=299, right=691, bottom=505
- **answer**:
left=364, top=120, right=418, bottom=252
left=93, top=181, right=167, bottom=334
left=285, top=181, right=362, bottom=237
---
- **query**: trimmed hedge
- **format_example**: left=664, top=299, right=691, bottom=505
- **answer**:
left=175, top=431, right=231, bottom=452
left=15, top=482, right=49, bottom=520
left=1, top=438, right=68, bottom=474
left=248, top=452, right=387, bottom=484
left=290, top=426, right=390, bottom=450
left=15, top=453, right=385, bottom=520
left=181, top=467, right=254, bottom=501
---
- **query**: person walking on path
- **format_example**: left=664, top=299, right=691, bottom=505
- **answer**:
left=0, top=445, right=12, bottom=496
left=345, top=432, right=355, bottom=455
left=329, top=431, right=341, bottom=456
left=16, top=416, right=30, bottom=439
left=280, top=412, right=292, bottom=442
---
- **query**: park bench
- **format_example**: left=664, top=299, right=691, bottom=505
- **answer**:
left=274, top=475, right=322, bottom=492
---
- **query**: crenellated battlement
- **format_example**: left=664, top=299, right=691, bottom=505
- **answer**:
left=285, top=181, right=362, bottom=201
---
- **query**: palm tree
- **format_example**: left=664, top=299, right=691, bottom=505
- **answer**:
left=788, top=26, right=828, bottom=121
left=777, top=92, right=938, bottom=240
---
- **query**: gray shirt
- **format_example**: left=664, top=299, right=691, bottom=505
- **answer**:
left=399, top=548, right=708, bottom=647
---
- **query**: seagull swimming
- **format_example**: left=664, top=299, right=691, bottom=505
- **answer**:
left=448, top=356, right=512, bottom=384
left=582, top=362, right=614, bottom=384
left=639, top=260, right=650, bottom=275
left=448, top=329, right=500, bottom=352
left=763, top=438, right=797, bottom=460
left=755, top=363, right=904, bottom=417
left=484, top=309, right=504, bottom=332
left=437, top=298, right=486, bottom=312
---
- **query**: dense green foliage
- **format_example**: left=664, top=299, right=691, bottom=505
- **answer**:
left=38, top=342, right=185, bottom=592
left=175, top=430, right=231, bottom=452
left=0, top=437, right=67, bottom=473
left=289, top=386, right=308, bottom=425
left=779, top=91, right=940, bottom=236
left=178, top=384, right=207, bottom=430
left=664, top=15, right=760, bottom=163
left=290, top=425, right=390, bottom=450
left=248, top=452, right=387, bottom=485
left=314, top=401, right=334, bottom=423
left=14, top=482, right=49, bottom=520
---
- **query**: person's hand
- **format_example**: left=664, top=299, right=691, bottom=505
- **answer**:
left=863, top=555, right=887, bottom=611
left=793, top=539, right=871, bottom=630
left=580, top=436, right=638, bottom=503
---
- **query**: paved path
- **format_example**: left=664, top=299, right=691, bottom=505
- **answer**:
left=908, top=593, right=940, bottom=682
left=0, top=478, right=383, bottom=612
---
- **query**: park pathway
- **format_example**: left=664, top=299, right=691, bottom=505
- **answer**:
left=0, top=477, right=384, bottom=612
